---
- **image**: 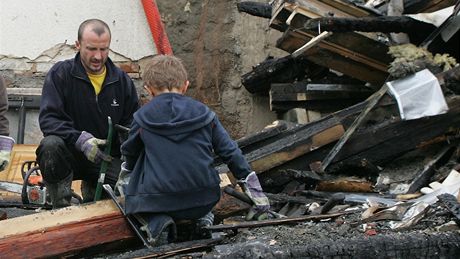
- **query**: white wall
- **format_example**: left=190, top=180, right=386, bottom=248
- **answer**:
left=0, top=0, right=156, bottom=63
left=1, top=0, right=159, bottom=144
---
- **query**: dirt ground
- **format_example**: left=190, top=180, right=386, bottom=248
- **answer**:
left=156, top=0, right=282, bottom=139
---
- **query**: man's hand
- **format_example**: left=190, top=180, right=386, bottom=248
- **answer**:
left=75, top=131, right=112, bottom=164
left=0, top=136, right=15, bottom=171
left=238, top=171, right=270, bottom=221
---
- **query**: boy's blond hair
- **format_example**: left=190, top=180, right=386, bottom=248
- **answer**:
left=142, top=55, right=188, bottom=90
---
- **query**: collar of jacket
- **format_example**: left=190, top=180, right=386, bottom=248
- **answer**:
left=70, top=52, right=119, bottom=86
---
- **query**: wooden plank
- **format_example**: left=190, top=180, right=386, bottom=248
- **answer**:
left=215, top=100, right=378, bottom=177
left=316, top=177, right=374, bottom=192
left=303, top=16, right=435, bottom=34
left=271, top=81, right=368, bottom=111
left=270, top=83, right=373, bottom=101
left=317, top=0, right=371, bottom=17
left=0, top=144, right=82, bottom=198
left=270, top=0, right=391, bottom=85
left=320, top=84, right=388, bottom=172
left=0, top=199, right=136, bottom=258
left=270, top=0, right=370, bottom=31
left=328, top=96, right=460, bottom=171
left=404, top=0, right=457, bottom=14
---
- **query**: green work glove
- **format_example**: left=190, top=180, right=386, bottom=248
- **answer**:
left=238, top=171, right=270, bottom=221
left=0, top=136, right=15, bottom=171
left=75, top=131, right=112, bottom=164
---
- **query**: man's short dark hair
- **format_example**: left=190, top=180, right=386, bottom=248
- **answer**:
left=78, top=19, right=111, bottom=41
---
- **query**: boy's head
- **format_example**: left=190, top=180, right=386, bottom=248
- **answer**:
left=142, top=55, right=189, bottom=95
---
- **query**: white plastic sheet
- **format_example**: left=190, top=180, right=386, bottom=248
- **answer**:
left=387, top=69, right=448, bottom=120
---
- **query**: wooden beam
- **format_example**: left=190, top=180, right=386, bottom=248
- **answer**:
left=404, top=0, right=457, bottom=14
left=320, top=84, right=389, bottom=172
left=241, top=55, right=325, bottom=95
left=206, top=211, right=353, bottom=231
left=328, top=96, right=460, bottom=171
left=271, top=0, right=391, bottom=85
left=237, top=1, right=272, bottom=18
left=0, top=200, right=136, bottom=258
left=270, top=83, right=373, bottom=101
left=303, top=16, right=435, bottom=34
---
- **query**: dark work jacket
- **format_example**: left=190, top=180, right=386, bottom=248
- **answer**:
left=121, top=93, right=251, bottom=214
left=39, top=53, right=139, bottom=157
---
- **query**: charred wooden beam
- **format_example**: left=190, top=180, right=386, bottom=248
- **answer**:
left=270, top=82, right=373, bottom=112
left=303, top=16, right=435, bottom=34
left=437, top=193, right=460, bottom=225
left=404, top=0, right=457, bottom=14
left=270, top=83, right=373, bottom=101
left=206, top=211, right=353, bottom=231
left=271, top=0, right=392, bottom=85
left=114, top=237, right=224, bottom=259
left=237, top=1, right=272, bottom=18
left=210, top=231, right=460, bottom=258
left=241, top=55, right=328, bottom=95
left=216, top=116, right=347, bottom=180
left=320, top=84, right=389, bottom=172
left=328, top=96, right=460, bottom=172
left=236, top=120, right=291, bottom=152
left=406, top=145, right=455, bottom=194
left=270, top=99, right=363, bottom=113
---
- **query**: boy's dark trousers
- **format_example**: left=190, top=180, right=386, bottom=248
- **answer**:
left=139, top=202, right=216, bottom=245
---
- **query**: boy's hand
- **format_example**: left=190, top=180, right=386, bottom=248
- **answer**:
left=115, top=162, right=131, bottom=196
left=75, top=131, right=112, bottom=164
left=238, top=171, right=270, bottom=220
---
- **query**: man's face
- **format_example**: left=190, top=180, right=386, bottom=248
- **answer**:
left=75, top=27, right=111, bottom=74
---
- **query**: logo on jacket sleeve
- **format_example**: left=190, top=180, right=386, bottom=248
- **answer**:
left=111, top=98, right=119, bottom=107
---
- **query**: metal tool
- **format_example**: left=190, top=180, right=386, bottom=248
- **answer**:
left=94, top=116, right=113, bottom=201
left=0, top=161, right=47, bottom=205
left=0, top=160, right=82, bottom=207
left=0, top=180, right=46, bottom=205
left=102, top=184, right=152, bottom=248
left=223, top=186, right=285, bottom=219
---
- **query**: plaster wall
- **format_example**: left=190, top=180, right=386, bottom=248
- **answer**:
left=0, top=0, right=156, bottom=62
left=1, top=0, right=157, bottom=144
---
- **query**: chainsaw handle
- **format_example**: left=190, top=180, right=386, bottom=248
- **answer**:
left=21, top=161, right=39, bottom=180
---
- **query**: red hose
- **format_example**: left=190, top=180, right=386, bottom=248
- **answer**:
left=141, top=0, right=173, bottom=55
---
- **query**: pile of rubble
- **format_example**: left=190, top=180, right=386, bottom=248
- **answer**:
left=111, top=0, right=460, bottom=257
left=1, top=0, right=460, bottom=258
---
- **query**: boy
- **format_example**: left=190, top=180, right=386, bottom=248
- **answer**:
left=120, top=55, right=270, bottom=245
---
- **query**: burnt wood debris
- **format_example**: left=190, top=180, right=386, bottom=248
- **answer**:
left=1, top=0, right=460, bottom=258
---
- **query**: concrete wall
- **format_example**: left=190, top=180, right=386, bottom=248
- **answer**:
left=1, top=0, right=158, bottom=144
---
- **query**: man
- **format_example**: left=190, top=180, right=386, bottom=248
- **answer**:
left=0, top=75, right=14, bottom=172
left=37, top=19, right=139, bottom=208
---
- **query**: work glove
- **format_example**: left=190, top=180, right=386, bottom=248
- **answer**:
left=0, top=136, right=15, bottom=171
left=115, top=162, right=131, bottom=196
left=238, top=171, right=270, bottom=221
left=75, top=131, right=112, bottom=164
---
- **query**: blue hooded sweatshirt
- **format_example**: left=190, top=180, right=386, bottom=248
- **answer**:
left=122, top=93, right=251, bottom=214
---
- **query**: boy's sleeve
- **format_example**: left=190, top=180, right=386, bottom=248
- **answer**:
left=211, top=117, right=251, bottom=179
left=120, top=121, right=143, bottom=170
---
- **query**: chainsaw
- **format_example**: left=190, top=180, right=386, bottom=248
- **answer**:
left=0, top=161, right=47, bottom=205
left=0, top=161, right=82, bottom=206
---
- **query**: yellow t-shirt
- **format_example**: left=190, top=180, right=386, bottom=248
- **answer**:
left=87, top=66, right=107, bottom=95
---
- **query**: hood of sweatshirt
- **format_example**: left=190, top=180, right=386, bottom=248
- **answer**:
left=133, top=93, right=215, bottom=141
